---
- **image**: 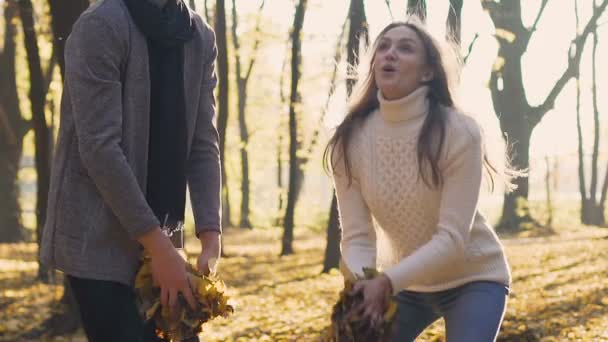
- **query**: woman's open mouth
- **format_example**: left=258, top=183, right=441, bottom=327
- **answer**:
left=381, top=64, right=397, bottom=73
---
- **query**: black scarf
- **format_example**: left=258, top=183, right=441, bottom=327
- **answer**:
left=123, top=0, right=194, bottom=228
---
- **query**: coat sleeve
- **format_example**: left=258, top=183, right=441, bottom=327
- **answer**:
left=65, top=14, right=159, bottom=239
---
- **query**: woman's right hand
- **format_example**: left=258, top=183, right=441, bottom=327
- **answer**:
left=351, top=274, right=393, bottom=328
left=137, top=228, right=198, bottom=312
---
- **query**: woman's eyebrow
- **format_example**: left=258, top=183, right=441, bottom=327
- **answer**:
left=380, top=37, right=417, bottom=44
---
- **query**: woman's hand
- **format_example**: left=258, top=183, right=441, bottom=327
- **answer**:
left=351, top=274, right=394, bottom=328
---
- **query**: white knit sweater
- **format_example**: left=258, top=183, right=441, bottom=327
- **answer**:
left=333, top=86, right=511, bottom=293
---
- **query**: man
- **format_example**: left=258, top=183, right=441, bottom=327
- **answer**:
left=40, top=0, right=221, bottom=340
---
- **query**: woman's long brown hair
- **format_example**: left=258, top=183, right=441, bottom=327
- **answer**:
left=324, top=20, right=509, bottom=191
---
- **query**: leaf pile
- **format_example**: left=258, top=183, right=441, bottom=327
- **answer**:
left=324, top=268, right=397, bottom=342
left=134, top=257, right=234, bottom=342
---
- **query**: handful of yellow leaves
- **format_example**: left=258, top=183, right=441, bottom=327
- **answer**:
left=134, top=256, right=234, bottom=342
left=324, top=268, right=397, bottom=342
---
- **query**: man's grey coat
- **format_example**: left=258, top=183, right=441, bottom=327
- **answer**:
left=41, top=0, right=221, bottom=286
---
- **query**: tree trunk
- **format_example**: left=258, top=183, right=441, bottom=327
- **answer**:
left=345, top=0, right=368, bottom=94
left=322, top=194, right=340, bottom=273
left=232, top=8, right=252, bottom=229
left=215, top=0, right=232, bottom=228
left=204, top=0, right=212, bottom=25
left=48, top=0, right=89, bottom=78
left=323, top=0, right=368, bottom=271
left=497, top=122, right=532, bottom=232
left=0, top=133, right=23, bottom=243
left=582, top=200, right=605, bottom=226
left=406, top=0, right=426, bottom=21
left=19, top=0, right=52, bottom=281
left=544, top=156, right=553, bottom=227
left=231, top=0, right=264, bottom=229
left=575, top=2, right=587, bottom=224
left=276, top=132, right=284, bottom=226
left=276, top=41, right=290, bottom=226
left=589, top=10, right=600, bottom=206
left=0, top=2, right=26, bottom=243
left=237, top=86, right=252, bottom=229
left=281, top=0, right=307, bottom=256
left=484, top=0, right=608, bottom=232
left=189, top=0, right=196, bottom=10
left=580, top=1, right=606, bottom=226
left=446, top=0, right=463, bottom=45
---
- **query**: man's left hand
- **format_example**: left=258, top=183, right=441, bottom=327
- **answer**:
left=196, top=231, right=221, bottom=276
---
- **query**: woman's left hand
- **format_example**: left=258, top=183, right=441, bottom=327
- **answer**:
left=351, top=274, right=393, bottom=328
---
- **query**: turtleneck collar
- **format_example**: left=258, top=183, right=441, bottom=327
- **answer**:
left=377, top=86, right=430, bottom=123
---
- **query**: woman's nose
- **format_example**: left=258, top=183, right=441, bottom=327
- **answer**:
left=384, top=46, right=397, bottom=60
left=385, top=50, right=397, bottom=61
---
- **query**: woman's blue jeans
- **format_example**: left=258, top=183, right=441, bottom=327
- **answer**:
left=390, top=281, right=509, bottom=342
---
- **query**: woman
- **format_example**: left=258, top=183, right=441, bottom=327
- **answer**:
left=325, top=20, right=513, bottom=341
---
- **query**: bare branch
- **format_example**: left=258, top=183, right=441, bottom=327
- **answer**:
left=244, top=0, right=266, bottom=82
left=529, top=0, right=549, bottom=35
left=463, top=33, right=479, bottom=65
left=531, top=0, right=608, bottom=123
left=230, top=0, right=241, bottom=66
left=385, top=0, right=393, bottom=20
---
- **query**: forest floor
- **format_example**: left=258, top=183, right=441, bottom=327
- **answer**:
left=1, top=204, right=608, bottom=341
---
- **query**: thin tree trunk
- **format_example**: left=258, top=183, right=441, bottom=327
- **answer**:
left=582, top=0, right=605, bottom=226
left=19, top=0, right=51, bottom=282
left=322, top=194, right=340, bottom=273
left=231, top=1, right=251, bottom=229
left=237, top=85, right=252, bottom=229
left=345, top=0, right=368, bottom=94
left=574, top=0, right=588, bottom=225
left=323, top=0, right=368, bottom=272
left=0, top=2, right=26, bottom=243
left=204, top=0, right=211, bottom=25
left=215, top=0, right=232, bottom=228
left=599, top=162, right=608, bottom=220
left=276, top=40, right=290, bottom=226
left=0, top=106, right=23, bottom=243
left=231, top=0, right=264, bottom=229
left=446, top=0, right=463, bottom=45
left=276, top=132, right=284, bottom=226
left=190, top=0, right=196, bottom=10
left=406, top=0, right=426, bottom=21
left=281, top=0, right=307, bottom=256
left=589, top=14, right=600, bottom=206
left=545, top=156, right=553, bottom=227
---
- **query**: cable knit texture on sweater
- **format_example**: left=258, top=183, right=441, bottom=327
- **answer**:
left=332, top=86, right=511, bottom=294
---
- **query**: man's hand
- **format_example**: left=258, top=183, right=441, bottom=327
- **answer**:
left=197, top=231, right=221, bottom=276
left=137, top=228, right=198, bottom=313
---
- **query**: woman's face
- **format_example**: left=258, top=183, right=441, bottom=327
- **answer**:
left=373, top=25, right=433, bottom=100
